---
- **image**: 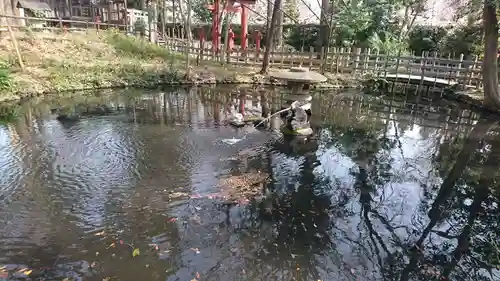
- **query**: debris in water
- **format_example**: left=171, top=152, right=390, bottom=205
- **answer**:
left=16, top=268, right=32, bottom=276
left=107, top=243, right=115, bottom=249
left=196, top=272, right=201, bottom=279
left=167, top=217, right=177, bottom=223
left=216, top=171, right=270, bottom=202
left=95, top=231, right=106, bottom=236
left=221, top=137, right=244, bottom=145
left=149, top=244, right=159, bottom=251
left=190, top=248, right=201, bottom=254
left=132, top=248, right=140, bottom=257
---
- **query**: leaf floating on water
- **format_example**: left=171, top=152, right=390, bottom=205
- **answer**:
left=95, top=231, right=106, bottom=236
left=190, top=248, right=201, bottom=254
left=107, top=242, right=116, bottom=249
left=132, top=248, right=140, bottom=257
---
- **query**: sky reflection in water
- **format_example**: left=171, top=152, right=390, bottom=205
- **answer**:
left=0, top=86, right=498, bottom=281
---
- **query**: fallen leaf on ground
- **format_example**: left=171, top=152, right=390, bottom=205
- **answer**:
left=132, top=248, right=140, bottom=257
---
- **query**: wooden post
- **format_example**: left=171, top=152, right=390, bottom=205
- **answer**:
left=7, top=24, right=25, bottom=71
left=456, top=53, right=464, bottom=81
left=319, top=46, right=325, bottom=73
left=353, top=48, right=361, bottom=73
left=280, top=43, right=285, bottom=67
left=329, top=47, right=336, bottom=72
left=308, top=46, right=314, bottom=70
left=299, top=46, right=304, bottom=67
left=346, top=47, right=352, bottom=73
left=470, top=55, right=479, bottom=88
left=374, top=49, right=380, bottom=75
left=336, top=47, right=343, bottom=74
left=382, top=51, right=389, bottom=78
left=363, top=48, right=370, bottom=74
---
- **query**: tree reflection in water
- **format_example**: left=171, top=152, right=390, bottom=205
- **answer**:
left=3, top=87, right=500, bottom=281
left=233, top=95, right=500, bottom=281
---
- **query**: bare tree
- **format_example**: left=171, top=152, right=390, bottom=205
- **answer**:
left=260, top=0, right=282, bottom=74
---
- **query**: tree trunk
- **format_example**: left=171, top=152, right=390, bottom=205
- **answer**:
left=222, top=13, right=230, bottom=64
left=185, top=0, right=192, bottom=78
left=482, top=0, right=500, bottom=110
left=260, top=0, right=282, bottom=74
left=276, top=2, right=283, bottom=48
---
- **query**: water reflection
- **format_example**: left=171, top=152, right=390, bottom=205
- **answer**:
left=0, top=86, right=498, bottom=281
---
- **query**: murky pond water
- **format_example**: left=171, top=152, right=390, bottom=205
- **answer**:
left=0, top=85, right=499, bottom=281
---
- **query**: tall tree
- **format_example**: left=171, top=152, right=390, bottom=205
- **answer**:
left=482, top=0, right=499, bottom=109
left=260, top=0, right=282, bottom=74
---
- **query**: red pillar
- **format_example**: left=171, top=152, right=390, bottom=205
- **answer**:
left=240, top=6, right=248, bottom=51
left=254, top=30, right=261, bottom=52
left=211, top=0, right=220, bottom=53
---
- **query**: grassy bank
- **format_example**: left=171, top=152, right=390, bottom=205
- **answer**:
left=0, top=30, right=196, bottom=101
left=0, top=30, right=363, bottom=102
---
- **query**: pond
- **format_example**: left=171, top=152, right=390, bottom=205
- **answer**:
left=0, top=85, right=499, bottom=281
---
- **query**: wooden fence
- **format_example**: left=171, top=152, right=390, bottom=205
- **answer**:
left=0, top=14, right=490, bottom=90
left=162, top=37, right=486, bottom=89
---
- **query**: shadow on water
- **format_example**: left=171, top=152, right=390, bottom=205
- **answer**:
left=0, top=84, right=499, bottom=281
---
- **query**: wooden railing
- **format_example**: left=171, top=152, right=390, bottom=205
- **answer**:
left=162, top=37, right=486, bottom=89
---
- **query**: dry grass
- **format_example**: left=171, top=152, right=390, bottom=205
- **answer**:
left=0, top=29, right=184, bottom=99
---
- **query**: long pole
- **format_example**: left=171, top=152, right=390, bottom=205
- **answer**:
left=7, top=23, right=24, bottom=71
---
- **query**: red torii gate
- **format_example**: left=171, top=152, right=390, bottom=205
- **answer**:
left=206, top=0, right=255, bottom=53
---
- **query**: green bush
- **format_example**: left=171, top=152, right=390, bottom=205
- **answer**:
left=105, top=32, right=180, bottom=61
left=439, top=24, right=483, bottom=58
left=0, top=61, right=14, bottom=92
left=408, top=25, right=449, bottom=55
